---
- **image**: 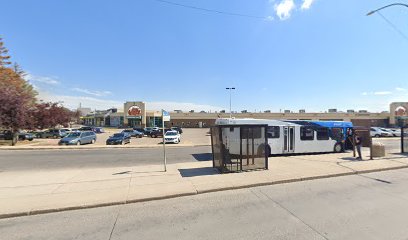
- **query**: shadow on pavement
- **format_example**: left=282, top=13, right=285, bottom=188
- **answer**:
left=339, top=157, right=360, bottom=161
left=178, top=167, right=219, bottom=178
left=191, top=153, right=213, bottom=161
left=390, top=152, right=408, bottom=157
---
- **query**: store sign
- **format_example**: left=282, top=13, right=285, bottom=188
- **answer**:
left=128, top=106, right=142, bottom=116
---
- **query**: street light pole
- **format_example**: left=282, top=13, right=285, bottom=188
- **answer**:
left=367, top=3, right=408, bottom=16
left=226, top=87, right=235, bottom=118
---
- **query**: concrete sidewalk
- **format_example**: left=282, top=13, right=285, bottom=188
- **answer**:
left=1, top=150, right=407, bottom=219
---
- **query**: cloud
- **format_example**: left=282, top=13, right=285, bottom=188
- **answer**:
left=362, top=91, right=393, bottom=96
left=37, top=89, right=223, bottom=112
left=71, top=87, right=112, bottom=97
left=301, top=0, right=314, bottom=10
left=374, top=91, right=392, bottom=95
left=264, top=15, right=274, bottom=21
left=146, top=101, right=223, bottom=112
left=274, top=0, right=295, bottom=20
left=24, top=73, right=59, bottom=85
left=396, top=87, right=406, bottom=91
left=37, top=91, right=122, bottom=110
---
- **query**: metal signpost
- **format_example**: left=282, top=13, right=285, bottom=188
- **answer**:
left=162, top=110, right=170, bottom=171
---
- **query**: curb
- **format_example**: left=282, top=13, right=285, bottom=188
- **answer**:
left=0, top=144, right=211, bottom=151
left=1, top=165, right=408, bottom=220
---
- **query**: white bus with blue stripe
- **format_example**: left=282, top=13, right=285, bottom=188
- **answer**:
left=215, top=118, right=353, bottom=155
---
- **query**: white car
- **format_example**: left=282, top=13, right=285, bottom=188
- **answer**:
left=390, top=129, right=401, bottom=137
left=380, top=128, right=396, bottom=137
left=370, top=127, right=393, bottom=137
left=164, top=130, right=181, bottom=144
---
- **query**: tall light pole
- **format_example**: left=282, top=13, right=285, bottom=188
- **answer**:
left=226, top=87, right=235, bottom=118
left=367, top=3, right=408, bottom=16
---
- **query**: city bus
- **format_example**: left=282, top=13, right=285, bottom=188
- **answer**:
left=215, top=118, right=353, bottom=155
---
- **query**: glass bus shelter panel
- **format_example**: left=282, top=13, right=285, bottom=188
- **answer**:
left=210, top=127, right=222, bottom=169
left=240, top=126, right=268, bottom=171
left=211, top=125, right=268, bottom=173
left=221, top=126, right=241, bottom=172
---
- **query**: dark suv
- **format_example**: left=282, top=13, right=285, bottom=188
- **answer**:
left=78, top=126, right=94, bottom=132
left=171, top=126, right=183, bottom=134
left=37, top=129, right=65, bottom=138
left=150, top=128, right=172, bottom=138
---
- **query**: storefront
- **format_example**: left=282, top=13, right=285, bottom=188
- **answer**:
left=124, top=102, right=146, bottom=128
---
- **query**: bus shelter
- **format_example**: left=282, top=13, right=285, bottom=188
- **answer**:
left=210, top=124, right=268, bottom=173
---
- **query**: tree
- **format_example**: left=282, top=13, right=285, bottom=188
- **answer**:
left=0, top=37, right=74, bottom=145
left=0, top=37, right=11, bottom=67
left=33, top=102, right=75, bottom=129
left=0, top=39, right=37, bottom=145
left=0, top=68, right=37, bottom=145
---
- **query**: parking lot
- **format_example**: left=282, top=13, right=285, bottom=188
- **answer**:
left=13, top=128, right=211, bottom=148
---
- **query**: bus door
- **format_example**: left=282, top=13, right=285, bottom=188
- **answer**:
left=283, top=126, right=295, bottom=153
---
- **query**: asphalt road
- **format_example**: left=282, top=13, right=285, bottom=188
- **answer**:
left=0, top=138, right=402, bottom=172
left=2, top=168, right=408, bottom=239
left=0, top=146, right=213, bottom=171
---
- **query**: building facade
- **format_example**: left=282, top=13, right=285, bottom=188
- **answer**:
left=80, top=102, right=408, bottom=128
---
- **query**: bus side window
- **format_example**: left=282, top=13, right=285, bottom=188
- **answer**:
left=331, top=128, right=344, bottom=141
left=267, top=126, right=280, bottom=138
left=317, top=128, right=329, bottom=140
left=300, top=127, right=314, bottom=141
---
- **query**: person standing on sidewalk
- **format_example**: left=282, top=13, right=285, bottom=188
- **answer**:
left=354, top=133, right=363, bottom=160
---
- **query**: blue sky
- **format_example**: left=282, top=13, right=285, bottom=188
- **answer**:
left=1, top=0, right=408, bottom=112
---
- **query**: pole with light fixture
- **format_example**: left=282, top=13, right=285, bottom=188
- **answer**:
left=226, top=87, right=235, bottom=118
left=366, top=3, right=408, bottom=16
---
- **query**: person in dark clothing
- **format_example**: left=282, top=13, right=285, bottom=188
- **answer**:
left=354, top=133, right=363, bottom=160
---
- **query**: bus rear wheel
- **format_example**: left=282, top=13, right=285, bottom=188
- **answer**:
left=334, top=143, right=343, bottom=153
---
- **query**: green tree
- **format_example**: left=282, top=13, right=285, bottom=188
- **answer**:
left=0, top=36, right=11, bottom=67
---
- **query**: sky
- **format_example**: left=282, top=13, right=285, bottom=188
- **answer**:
left=1, top=0, right=408, bottom=112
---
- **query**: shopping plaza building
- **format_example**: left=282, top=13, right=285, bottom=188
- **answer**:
left=79, top=101, right=408, bottom=128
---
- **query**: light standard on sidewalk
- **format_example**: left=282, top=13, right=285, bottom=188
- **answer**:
left=226, top=87, right=235, bottom=118
left=366, top=3, right=408, bottom=16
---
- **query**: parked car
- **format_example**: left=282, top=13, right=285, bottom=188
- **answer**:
left=143, top=127, right=159, bottom=136
left=133, top=128, right=145, bottom=134
left=94, top=127, right=105, bottom=134
left=0, top=130, right=13, bottom=140
left=164, top=130, right=181, bottom=144
left=37, top=129, right=66, bottom=138
left=18, top=131, right=34, bottom=141
left=370, top=127, right=393, bottom=137
left=150, top=128, right=172, bottom=138
left=78, top=126, right=94, bottom=132
left=60, top=128, right=72, bottom=136
left=380, top=128, right=397, bottom=137
left=390, top=129, right=402, bottom=137
left=171, top=126, right=183, bottom=134
left=58, top=131, right=97, bottom=145
left=122, top=129, right=143, bottom=138
left=106, top=133, right=131, bottom=145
